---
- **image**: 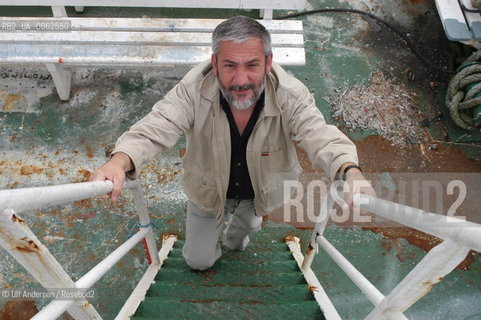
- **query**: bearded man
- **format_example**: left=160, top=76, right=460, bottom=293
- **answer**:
left=91, top=16, right=374, bottom=271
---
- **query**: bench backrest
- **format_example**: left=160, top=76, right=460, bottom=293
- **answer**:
left=1, top=0, right=309, bottom=10
left=0, top=0, right=310, bottom=19
left=0, top=17, right=305, bottom=66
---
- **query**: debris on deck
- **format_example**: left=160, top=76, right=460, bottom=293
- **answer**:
left=331, top=71, right=426, bottom=146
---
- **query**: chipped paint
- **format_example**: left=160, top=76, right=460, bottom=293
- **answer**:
left=421, top=276, right=444, bottom=289
left=0, top=67, right=54, bottom=113
left=162, top=233, right=179, bottom=246
left=77, top=169, right=92, bottom=181
left=15, top=245, right=37, bottom=253
left=0, top=92, right=22, bottom=112
left=284, top=235, right=298, bottom=243
left=306, top=245, right=314, bottom=255
left=162, top=233, right=179, bottom=240
left=178, top=148, right=186, bottom=157
left=19, top=165, right=43, bottom=176
left=0, top=301, right=39, bottom=320
left=11, top=214, right=24, bottom=224
left=308, top=285, right=319, bottom=292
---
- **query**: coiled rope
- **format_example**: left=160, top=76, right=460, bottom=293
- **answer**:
left=446, top=50, right=481, bottom=131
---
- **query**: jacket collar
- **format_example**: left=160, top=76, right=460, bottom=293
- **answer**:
left=200, top=61, right=281, bottom=117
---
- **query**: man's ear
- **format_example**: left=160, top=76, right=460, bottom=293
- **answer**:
left=211, top=54, right=218, bottom=73
left=265, top=54, right=273, bottom=73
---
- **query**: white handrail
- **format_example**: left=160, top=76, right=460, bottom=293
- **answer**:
left=316, top=236, right=385, bottom=306
left=305, top=191, right=481, bottom=320
left=0, top=179, right=137, bottom=214
left=31, top=228, right=150, bottom=320
left=353, top=194, right=481, bottom=252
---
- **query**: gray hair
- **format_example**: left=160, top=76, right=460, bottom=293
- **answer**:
left=212, top=16, right=272, bottom=56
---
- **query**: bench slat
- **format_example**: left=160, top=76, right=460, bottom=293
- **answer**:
left=0, top=44, right=305, bottom=66
left=434, top=0, right=472, bottom=41
left=0, top=17, right=303, bottom=33
left=0, top=0, right=309, bottom=10
left=0, top=31, right=304, bottom=47
left=460, top=0, right=481, bottom=39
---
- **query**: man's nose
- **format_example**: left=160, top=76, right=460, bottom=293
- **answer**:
left=232, top=67, right=249, bottom=86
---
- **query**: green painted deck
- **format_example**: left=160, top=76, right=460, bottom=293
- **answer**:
left=1, top=1, right=481, bottom=319
left=131, top=240, right=324, bottom=320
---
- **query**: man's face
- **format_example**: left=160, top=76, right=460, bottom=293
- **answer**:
left=212, top=37, right=273, bottom=110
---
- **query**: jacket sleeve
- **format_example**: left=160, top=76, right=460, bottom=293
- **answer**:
left=285, top=82, right=358, bottom=180
left=112, top=79, right=195, bottom=179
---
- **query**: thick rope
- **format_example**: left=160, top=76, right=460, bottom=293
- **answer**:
left=446, top=50, right=481, bottom=131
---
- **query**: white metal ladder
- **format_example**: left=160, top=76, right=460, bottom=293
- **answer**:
left=0, top=180, right=177, bottom=320
left=299, top=187, right=481, bottom=320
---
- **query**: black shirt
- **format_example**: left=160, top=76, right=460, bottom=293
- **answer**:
left=220, top=91, right=265, bottom=199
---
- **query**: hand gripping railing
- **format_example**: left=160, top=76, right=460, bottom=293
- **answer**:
left=0, top=180, right=167, bottom=320
left=301, top=191, right=481, bottom=320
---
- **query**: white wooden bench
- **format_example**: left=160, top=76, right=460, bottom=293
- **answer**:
left=0, top=0, right=310, bottom=20
left=0, top=1, right=307, bottom=100
left=435, top=0, right=481, bottom=42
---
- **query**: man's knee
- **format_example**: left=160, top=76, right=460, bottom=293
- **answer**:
left=184, top=256, right=216, bottom=271
left=182, top=244, right=220, bottom=271
left=234, top=216, right=262, bottom=233
left=249, top=216, right=263, bottom=231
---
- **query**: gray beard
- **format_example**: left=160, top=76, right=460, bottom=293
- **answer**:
left=219, top=78, right=265, bottom=110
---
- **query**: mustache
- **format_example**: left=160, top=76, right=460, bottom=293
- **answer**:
left=228, top=84, right=256, bottom=91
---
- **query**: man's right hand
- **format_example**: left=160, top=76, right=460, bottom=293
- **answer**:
left=90, top=152, right=133, bottom=201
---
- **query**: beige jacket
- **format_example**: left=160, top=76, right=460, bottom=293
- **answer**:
left=113, top=60, right=358, bottom=218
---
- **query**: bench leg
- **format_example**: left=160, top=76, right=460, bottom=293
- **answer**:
left=260, top=9, right=273, bottom=20
left=46, top=63, right=72, bottom=101
left=51, top=6, right=68, bottom=17
left=74, top=6, right=85, bottom=13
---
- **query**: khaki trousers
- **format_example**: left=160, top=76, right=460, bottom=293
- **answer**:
left=182, top=199, right=262, bottom=270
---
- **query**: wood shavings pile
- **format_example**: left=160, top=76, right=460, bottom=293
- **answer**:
left=331, top=72, right=425, bottom=146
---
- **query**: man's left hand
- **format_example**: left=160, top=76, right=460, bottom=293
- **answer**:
left=340, top=166, right=376, bottom=212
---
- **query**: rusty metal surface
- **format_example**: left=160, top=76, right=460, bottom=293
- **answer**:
left=0, top=209, right=103, bottom=319
left=0, top=65, right=189, bottom=319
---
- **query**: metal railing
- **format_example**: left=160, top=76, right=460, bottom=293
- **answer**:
left=301, top=191, right=481, bottom=320
left=0, top=180, right=172, bottom=320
